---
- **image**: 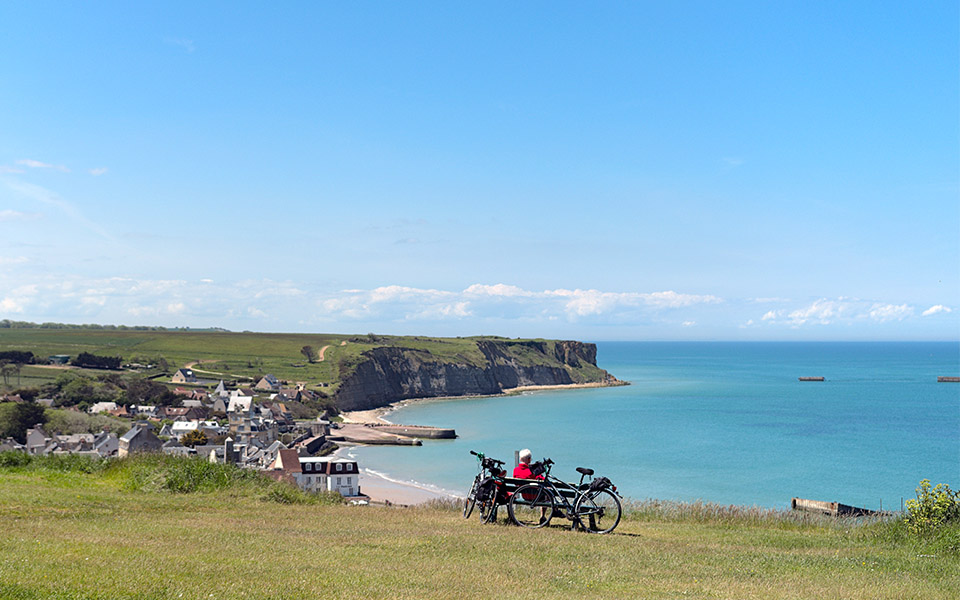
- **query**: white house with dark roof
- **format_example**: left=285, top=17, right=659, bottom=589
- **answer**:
left=297, top=457, right=361, bottom=497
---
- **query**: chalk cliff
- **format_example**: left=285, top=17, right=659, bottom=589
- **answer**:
left=334, top=339, right=621, bottom=411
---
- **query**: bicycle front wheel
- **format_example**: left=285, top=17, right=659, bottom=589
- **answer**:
left=574, top=488, right=622, bottom=534
left=508, top=483, right=554, bottom=528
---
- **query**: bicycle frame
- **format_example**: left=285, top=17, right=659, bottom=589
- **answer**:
left=509, top=459, right=621, bottom=532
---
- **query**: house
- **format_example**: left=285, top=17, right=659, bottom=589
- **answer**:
left=292, top=435, right=327, bottom=456
left=25, top=427, right=51, bottom=455
left=208, top=396, right=228, bottom=414
left=35, top=398, right=55, bottom=408
left=171, top=368, right=197, bottom=384
left=254, top=374, right=281, bottom=392
left=258, top=440, right=288, bottom=469
left=88, top=401, right=118, bottom=415
left=161, top=439, right=192, bottom=457
left=162, top=406, right=205, bottom=421
left=213, top=380, right=228, bottom=398
left=274, top=389, right=302, bottom=403
left=170, top=421, right=199, bottom=441
left=108, top=405, right=130, bottom=418
left=297, top=457, right=362, bottom=498
left=0, top=437, right=25, bottom=452
left=118, top=426, right=163, bottom=457
left=129, top=405, right=158, bottom=419
left=93, top=431, right=119, bottom=457
left=55, top=433, right=96, bottom=453
left=48, top=355, right=70, bottom=365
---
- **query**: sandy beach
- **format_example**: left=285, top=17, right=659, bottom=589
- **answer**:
left=340, top=381, right=621, bottom=425
left=330, top=445, right=458, bottom=506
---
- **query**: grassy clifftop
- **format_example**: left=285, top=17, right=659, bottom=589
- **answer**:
left=0, top=330, right=617, bottom=400
left=0, top=455, right=956, bottom=599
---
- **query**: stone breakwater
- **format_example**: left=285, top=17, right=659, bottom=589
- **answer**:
left=334, top=339, right=621, bottom=411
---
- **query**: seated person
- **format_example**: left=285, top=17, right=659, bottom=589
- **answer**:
left=513, top=448, right=543, bottom=480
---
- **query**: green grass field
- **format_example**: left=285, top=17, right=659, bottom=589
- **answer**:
left=0, top=455, right=956, bottom=599
left=0, top=330, right=608, bottom=396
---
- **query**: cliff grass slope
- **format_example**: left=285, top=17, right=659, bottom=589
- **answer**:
left=0, top=328, right=620, bottom=411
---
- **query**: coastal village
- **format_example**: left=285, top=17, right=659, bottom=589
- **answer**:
left=0, top=363, right=455, bottom=504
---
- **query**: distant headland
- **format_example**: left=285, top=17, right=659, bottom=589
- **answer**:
left=0, top=323, right=624, bottom=413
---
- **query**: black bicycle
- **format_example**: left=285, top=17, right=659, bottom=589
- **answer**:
left=507, top=458, right=622, bottom=534
left=463, top=450, right=505, bottom=520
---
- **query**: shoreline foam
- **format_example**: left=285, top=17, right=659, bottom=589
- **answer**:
left=340, top=381, right=623, bottom=425
left=332, top=445, right=461, bottom=506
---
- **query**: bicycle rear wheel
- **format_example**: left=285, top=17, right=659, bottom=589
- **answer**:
left=574, top=488, right=622, bottom=534
left=508, top=483, right=554, bottom=528
left=479, top=499, right=498, bottom=523
left=463, top=474, right=481, bottom=519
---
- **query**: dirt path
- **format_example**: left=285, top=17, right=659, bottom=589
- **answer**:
left=317, top=345, right=331, bottom=362
left=182, top=360, right=226, bottom=376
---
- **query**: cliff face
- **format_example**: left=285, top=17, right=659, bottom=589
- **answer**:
left=334, top=339, right=618, bottom=411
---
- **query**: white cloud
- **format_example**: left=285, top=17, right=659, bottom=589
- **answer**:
left=0, top=165, right=25, bottom=174
left=464, top=283, right=531, bottom=298
left=922, top=305, right=952, bottom=317
left=868, top=303, right=913, bottom=322
left=16, top=159, right=70, bottom=172
left=682, top=321, right=696, bottom=327
left=0, top=256, right=29, bottom=265
left=89, top=167, right=108, bottom=176
left=0, top=297, right=26, bottom=313
left=759, top=298, right=924, bottom=327
left=316, top=283, right=722, bottom=323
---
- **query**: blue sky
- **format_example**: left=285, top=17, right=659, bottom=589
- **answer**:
left=1, top=2, right=957, bottom=340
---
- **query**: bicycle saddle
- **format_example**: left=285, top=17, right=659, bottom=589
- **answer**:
left=576, top=467, right=594, bottom=476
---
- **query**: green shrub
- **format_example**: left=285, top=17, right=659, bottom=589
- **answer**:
left=0, top=451, right=31, bottom=468
left=906, top=479, right=960, bottom=536
left=32, top=453, right=107, bottom=474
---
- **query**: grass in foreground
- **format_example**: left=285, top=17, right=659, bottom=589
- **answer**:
left=0, top=455, right=957, bottom=599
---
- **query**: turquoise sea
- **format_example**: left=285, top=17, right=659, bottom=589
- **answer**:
left=344, top=342, right=959, bottom=510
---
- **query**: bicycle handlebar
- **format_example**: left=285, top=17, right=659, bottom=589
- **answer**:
left=470, top=450, right=481, bottom=457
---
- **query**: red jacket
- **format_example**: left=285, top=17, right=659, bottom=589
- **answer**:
left=513, top=462, right=543, bottom=480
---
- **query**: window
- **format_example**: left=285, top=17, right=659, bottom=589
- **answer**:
left=303, top=463, right=311, bottom=472
left=336, top=477, right=341, bottom=486
left=336, top=463, right=343, bottom=472
left=346, top=464, right=352, bottom=472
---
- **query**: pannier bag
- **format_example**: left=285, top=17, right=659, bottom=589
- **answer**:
left=476, top=477, right=497, bottom=502
left=588, top=476, right=611, bottom=492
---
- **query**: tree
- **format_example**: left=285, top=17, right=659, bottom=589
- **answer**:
left=0, top=401, right=47, bottom=443
left=0, top=363, right=15, bottom=388
left=300, top=346, right=318, bottom=363
left=180, top=429, right=208, bottom=448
